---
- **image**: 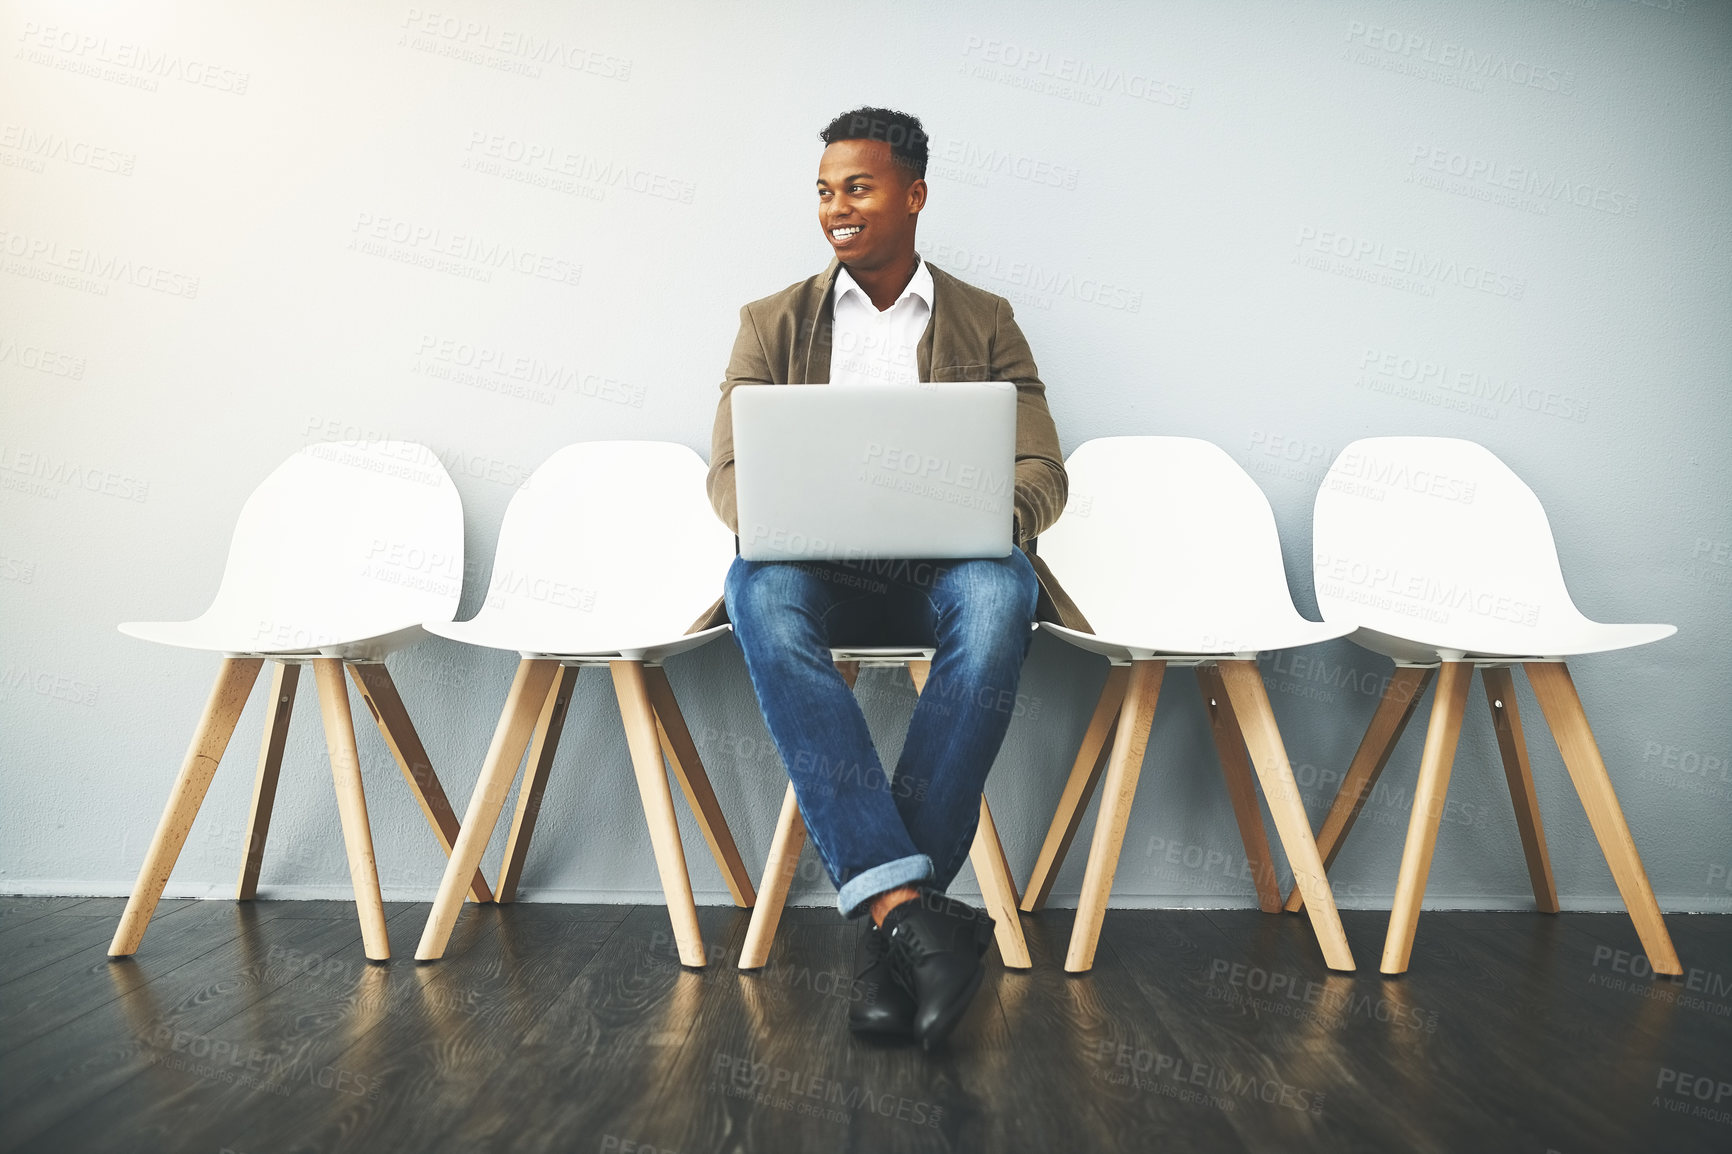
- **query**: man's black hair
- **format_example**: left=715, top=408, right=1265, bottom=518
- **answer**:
left=818, top=107, right=928, bottom=180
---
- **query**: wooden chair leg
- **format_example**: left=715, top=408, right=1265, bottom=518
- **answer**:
left=1022, top=666, right=1130, bottom=912
left=110, top=657, right=263, bottom=957
left=1066, top=660, right=1165, bottom=973
left=1482, top=666, right=1559, bottom=913
left=347, top=662, right=493, bottom=904
left=416, top=658, right=559, bottom=961
left=1380, top=661, right=1473, bottom=975
left=739, top=784, right=806, bottom=970
left=906, top=662, right=1031, bottom=965
left=495, top=665, right=578, bottom=905
left=1285, top=666, right=1435, bottom=913
left=312, top=658, right=390, bottom=961
left=612, top=660, right=706, bottom=968
left=643, top=665, right=757, bottom=908
left=1194, top=665, right=1281, bottom=913
left=1525, top=661, right=1681, bottom=976
left=1216, top=660, right=1356, bottom=972
left=739, top=657, right=856, bottom=970
left=236, top=662, right=299, bottom=901
left=970, top=797, right=1032, bottom=968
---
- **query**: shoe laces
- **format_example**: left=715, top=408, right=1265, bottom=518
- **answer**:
left=888, top=931, right=923, bottom=992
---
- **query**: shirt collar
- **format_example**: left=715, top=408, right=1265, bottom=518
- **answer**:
left=834, top=254, right=933, bottom=313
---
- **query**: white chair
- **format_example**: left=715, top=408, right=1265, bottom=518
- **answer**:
left=737, top=647, right=1033, bottom=972
left=413, top=441, right=757, bottom=966
left=111, top=440, right=491, bottom=962
left=1300, top=436, right=1681, bottom=975
left=1019, top=437, right=1358, bottom=972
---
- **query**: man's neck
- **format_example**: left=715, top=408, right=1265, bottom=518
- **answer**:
left=843, top=251, right=920, bottom=312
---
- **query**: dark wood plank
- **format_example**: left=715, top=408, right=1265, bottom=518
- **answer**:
left=0, top=900, right=195, bottom=986
left=0, top=897, right=290, bottom=1054
left=630, top=914, right=994, bottom=1154
left=1112, top=909, right=1457, bottom=1153
left=1431, top=911, right=1732, bottom=1154
left=0, top=902, right=421, bottom=1152
left=1, top=899, right=1727, bottom=1154
left=222, top=903, right=625, bottom=1154
left=988, top=908, right=1250, bottom=1154
left=0, top=896, right=93, bottom=934
left=439, top=905, right=752, bottom=1154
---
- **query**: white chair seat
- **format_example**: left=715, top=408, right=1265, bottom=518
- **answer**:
left=109, top=440, right=480, bottom=965
left=828, top=646, right=936, bottom=663
left=1040, top=618, right=1351, bottom=663
left=1342, top=621, right=1676, bottom=665
left=1313, top=437, right=1675, bottom=662
left=118, top=440, right=463, bottom=661
left=425, top=441, right=735, bottom=660
left=424, top=619, right=732, bottom=664
left=415, top=441, right=752, bottom=969
left=1304, top=437, right=1682, bottom=977
left=1023, top=436, right=1358, bottom=974
left=1035, top=437, right=1345, bottom=661
left=118, top=617, right=433, bottom=661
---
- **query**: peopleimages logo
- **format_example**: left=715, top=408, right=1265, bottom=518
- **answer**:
left=15, top=21, right=251, bottom=94
left=1313, top=552, right=1541, bottom=628
left=1294, top=227, right=1526, bottom=301
left=462, top=132, right=696, bottom=204
left=1343, top=20, right=1576, bottom=95
left=1327, top=449, right=1478, bottom=504
left=1407, top=145, right=1637, bottom=217
left=925, top=241, right=1143, bottom=312
left=399, top=8, right=631, bottom=80
left=0, top=227, right=200, bottom=298
left=861, top=443, right=1010, bottom=496
left=932, top=138, right=1081, bottom=190
left=0, top=123, right=135, bottom=175
left=1357, top=348, right=1590, bottom=424
left=347, top=212, right=581, bottom=287
left=959, top=35, right=1192, bottom=109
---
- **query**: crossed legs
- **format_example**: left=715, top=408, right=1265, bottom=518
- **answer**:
left=724, top=553, right=1040, bottom=919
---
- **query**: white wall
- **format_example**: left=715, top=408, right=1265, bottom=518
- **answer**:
left=3, top=0, right=1728, bottom=914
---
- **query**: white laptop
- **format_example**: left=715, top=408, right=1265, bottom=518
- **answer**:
left=731, top=382, right=1016, bottom=562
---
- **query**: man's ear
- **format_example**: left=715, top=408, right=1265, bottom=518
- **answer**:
left=907, top=178, right=928, bottom=216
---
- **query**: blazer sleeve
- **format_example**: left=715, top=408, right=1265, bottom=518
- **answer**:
left=992, top=298, right=1068, bottom=543
left=706, top=304, right=775, bottom=532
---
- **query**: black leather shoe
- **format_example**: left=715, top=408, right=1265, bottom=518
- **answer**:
left=882, top=890, right=995, bottom=1049
left=847, top=922, right=917, bottom=1038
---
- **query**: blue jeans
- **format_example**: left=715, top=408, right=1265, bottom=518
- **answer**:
left=724, top=551, right=1040, bottom=917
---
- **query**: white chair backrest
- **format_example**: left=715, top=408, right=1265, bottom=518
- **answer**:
left=478, top=441, right=735, bottom=646
left=1312, top=437, right=1588, bottom=651
left=202, top=440, right=463, bottom=649
left=1036, top=437, right=1308, bottom=648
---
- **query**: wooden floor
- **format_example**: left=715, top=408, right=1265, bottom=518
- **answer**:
left=1, top=897, right=1728, bottom=1153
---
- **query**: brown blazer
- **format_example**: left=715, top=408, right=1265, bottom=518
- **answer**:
left=689, top=257, right=1091, bottom=634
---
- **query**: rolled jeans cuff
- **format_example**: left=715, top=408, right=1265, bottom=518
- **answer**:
left=837, top=854, right=934, bottom=919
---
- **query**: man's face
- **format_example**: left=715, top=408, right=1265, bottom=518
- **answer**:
left=816, top=138, right=926, bottom=271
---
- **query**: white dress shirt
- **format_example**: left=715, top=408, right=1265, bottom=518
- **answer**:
left=829, top=256, right=933, bottom=386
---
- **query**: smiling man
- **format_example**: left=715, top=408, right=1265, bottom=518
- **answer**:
left=695, top=107, right=1087, bottom=1048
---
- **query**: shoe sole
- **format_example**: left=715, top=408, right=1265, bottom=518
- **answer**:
left=916, top=961, right=985, bottom=1051
left=848, top=1019, right=915, bottom=1041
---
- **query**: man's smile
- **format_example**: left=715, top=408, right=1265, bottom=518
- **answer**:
left=829, top=225, right=862, bottom=243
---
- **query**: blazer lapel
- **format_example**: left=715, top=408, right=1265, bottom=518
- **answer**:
left=800, top=259, right=843, bottom=384
left=916, top=255, right=938, bottom=380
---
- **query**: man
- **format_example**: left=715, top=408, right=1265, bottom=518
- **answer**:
left=694, top=107, right=1087, bottom=1048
